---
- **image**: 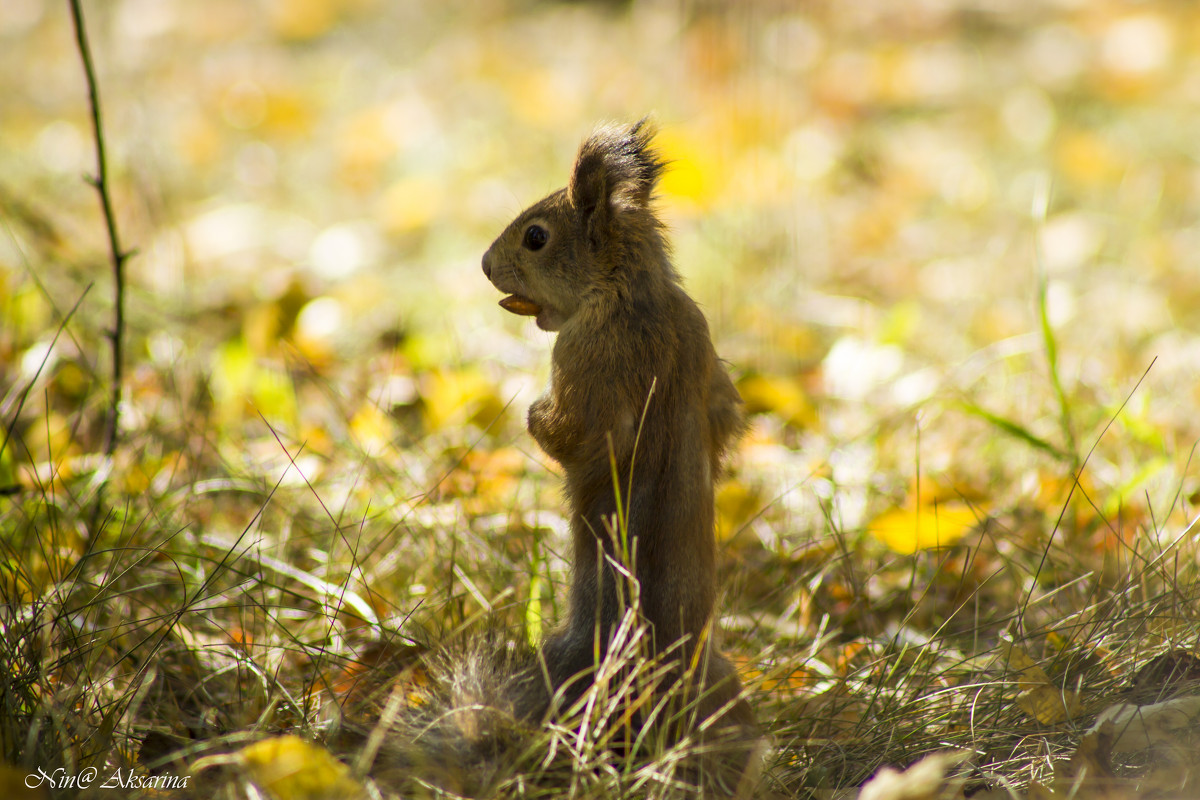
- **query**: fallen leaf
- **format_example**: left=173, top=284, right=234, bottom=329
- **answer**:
left=868, top=502, right=977, bottom=554
left=268, top=0, right=340, bottom=41
left=349, top=401, right=397, bottom=454
left=235, top=735, right=367, bottom=800
left=999, top=636, right=1081, bottom=726
left=715, top=478, right=763, bottom=542
left=857, top=750, right=970, bottom=800
left=0, top=765, right=49, bottom=800
left=737, top=373, right=816, bottom=429
left=420, top=368, right=505, bottom=433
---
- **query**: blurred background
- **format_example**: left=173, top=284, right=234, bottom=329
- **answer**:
left=4, top=0, right=1198, bottom=533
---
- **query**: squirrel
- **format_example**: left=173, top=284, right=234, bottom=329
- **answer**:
left=482, top=118, right=751, bottom=729
left=350, top=120, right=756, bottom=797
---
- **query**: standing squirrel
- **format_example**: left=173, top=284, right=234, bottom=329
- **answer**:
left=482, top=119, right=751, bottom=728
left=353, top=120, right=756, bottom=797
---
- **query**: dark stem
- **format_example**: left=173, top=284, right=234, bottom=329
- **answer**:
left=68, top=0, right=127, bottom=459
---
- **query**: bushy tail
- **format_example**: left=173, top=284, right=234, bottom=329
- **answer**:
left=341, top=633, right=548, bottom=797
left=337, top=620, right=762, bottom=798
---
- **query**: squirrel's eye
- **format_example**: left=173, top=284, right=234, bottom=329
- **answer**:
left=522, top=224, right=548, bottom=251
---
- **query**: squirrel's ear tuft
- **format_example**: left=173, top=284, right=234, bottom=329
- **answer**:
left=569, top=118, right=666, bottom=233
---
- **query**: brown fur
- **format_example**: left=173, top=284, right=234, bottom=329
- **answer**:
left=345, top=121, right=758, bottom=798
left=483, top=120, right=752, bottom=729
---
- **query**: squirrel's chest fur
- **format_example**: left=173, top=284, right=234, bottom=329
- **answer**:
left=538, top=281, right=713, bottom=498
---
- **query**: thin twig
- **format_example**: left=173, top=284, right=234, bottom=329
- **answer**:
left=67, top=0, right=129, bottom=459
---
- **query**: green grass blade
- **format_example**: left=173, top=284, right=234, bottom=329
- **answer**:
left=959, top=400, right=1073, bottom=463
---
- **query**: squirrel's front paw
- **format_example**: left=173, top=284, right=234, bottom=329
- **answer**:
left=529, top=396, right=577, bottom=462
left=527, top=396, right=551, bottom=439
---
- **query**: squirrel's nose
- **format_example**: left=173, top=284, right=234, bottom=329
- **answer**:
left=481, top=252, right=492, bottom=279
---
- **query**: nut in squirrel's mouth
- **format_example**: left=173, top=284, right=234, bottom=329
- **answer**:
left=498, top=294, right=542, bottom=317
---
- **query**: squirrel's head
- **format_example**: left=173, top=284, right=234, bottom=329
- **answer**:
left=482, top=119, right=667, bottom=331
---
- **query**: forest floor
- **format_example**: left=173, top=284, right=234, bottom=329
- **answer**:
left=2, top=1, right=1199, bottom=798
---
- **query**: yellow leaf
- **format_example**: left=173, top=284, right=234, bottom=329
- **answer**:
left=420, top=368, right=505, bottom=432
left=1055, top=129, right=1126, bottom=188
left=0, top=764, right=49, bottom=800
left=211, top=338, right=256, bottom=425
left=349, top=402, right=396, bottom=454
left=252, top=365, right=299, bottom=430
left=267, top=0, right=339, bottom=41
left=119, top=459, right=154, bottom=496
left=52, top=360, right=89, bottom=401
left=716, top=479, right=762, bottom=542
left=736, top=318, right=821, bottom=362
left=654, top=127, right=726, bottom=209
left=211, top=339, right=298, bottom=430
left=402, top=332, right=457, bottom=371
left=1035, top=469, right=1100, bottom=529
left=737, top=373, right=816, bottom=429
left=910, top=475, right=989, bottom=506
left=244, top=301, right=285, bottom=355
left=236, top=736, right=366, bottom=800
left=473, top=446, right=524, bottom=500
left=868, top=502, right=976, bottom=554
left=12, top=283, right=52, bottom=339
left=450, top=447, right=526, bottom=512
left=261, top=90, right=314, bottom=138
